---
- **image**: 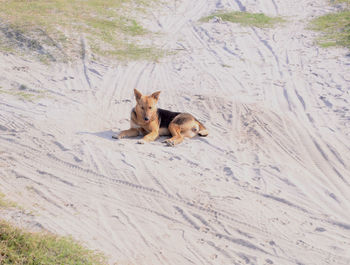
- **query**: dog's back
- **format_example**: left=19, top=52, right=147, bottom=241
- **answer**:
left=157, top=108, right=180, bottom=128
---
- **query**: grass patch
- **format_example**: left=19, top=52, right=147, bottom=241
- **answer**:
left=0, top=193, right=17, bottom=209
left=200, top=11, right=285, bottom=28
left=0, top=88, right=44, bottom=101
left=309, top=9, right=350, bottom=49
left=0, top=84, right=46, bottom=101
left=91, top=42, right=165, bottom=61
left=332, top=0, right=350, bottom=5
left=0, top=0, right=161, bottom=61
left=0, top=192, right=105, bottom=264
left=0, top=221, right=106, bottom=265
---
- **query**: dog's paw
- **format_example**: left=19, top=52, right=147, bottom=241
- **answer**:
left=112, top=134, right=123, bottom=139
left=164, top=139, right=175, bottom=146
left=137, top=139, right=146, bottom=145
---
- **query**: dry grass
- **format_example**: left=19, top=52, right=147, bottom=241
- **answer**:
left=0, top=192, right=17, bottom=208
left=0, top=86, right=45, bottom=101
left=0, top=0, right=162, bottom=62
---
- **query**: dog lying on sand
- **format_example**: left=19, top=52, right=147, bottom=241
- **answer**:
left=113, top=89, right=208, bottom=146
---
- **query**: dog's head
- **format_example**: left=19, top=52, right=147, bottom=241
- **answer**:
left=134, top=89, right=161, bottom=123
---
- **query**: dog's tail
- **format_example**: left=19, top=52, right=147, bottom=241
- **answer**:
left=197, top=120, right=208, bottom=137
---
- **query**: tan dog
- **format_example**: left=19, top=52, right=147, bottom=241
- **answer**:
left=113, top=89, right=208, bottom=146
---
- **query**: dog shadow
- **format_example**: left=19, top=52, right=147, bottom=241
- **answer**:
left=77, top=130, right=120, bottom=141
left=77, top=130, right=206, bottom=146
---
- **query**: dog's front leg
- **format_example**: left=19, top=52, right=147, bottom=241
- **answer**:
left=113, top=128, right=140, bottom=139
left=138, top=130, right=159, bottom=144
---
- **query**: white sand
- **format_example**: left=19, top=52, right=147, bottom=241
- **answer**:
left=1, top=0, right=350, bottom=264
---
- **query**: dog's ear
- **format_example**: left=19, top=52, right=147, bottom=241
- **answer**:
left=134, top=88, right=142, bottom=102
left=151, top=91, right=161, bottom=101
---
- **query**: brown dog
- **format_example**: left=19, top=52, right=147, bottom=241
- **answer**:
left=113, top=89, right=208, bottom=146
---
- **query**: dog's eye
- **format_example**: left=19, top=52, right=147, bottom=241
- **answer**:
left=148, top=107, right=152, bottom=109
left=141, top=107, right=144, bottom=110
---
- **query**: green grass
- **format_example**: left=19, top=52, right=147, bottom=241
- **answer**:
left=0, top=192, right=106, bottom=264
left=0, top=221, right=106, bottom=265
left=200, top=11, right=285, bottom=28
left=309, top=7, right=350, bottom=49
left=0, top=0, right=161, bottom=61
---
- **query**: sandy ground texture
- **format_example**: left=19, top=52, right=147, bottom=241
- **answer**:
left=1, top=0, right=350, bottom=264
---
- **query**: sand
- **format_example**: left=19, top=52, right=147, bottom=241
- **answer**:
left=1, top=0, right=350, bottom=264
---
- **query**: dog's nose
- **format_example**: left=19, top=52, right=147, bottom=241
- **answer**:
left=144, top=117, right=149, bottom=121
